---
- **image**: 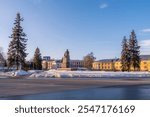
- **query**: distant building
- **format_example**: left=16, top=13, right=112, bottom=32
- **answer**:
left=51, top=60, right=61, bottom=69
left=43, top=56, right=51, bottom=61
left=93, top=59, right=118, bottom=71
left=70, top=60, right=84, bottom=68
left=93, top=55, right=150, bottom=71
left=42, top=59, right=84, bottom=70
left=42, top=59, right=61, bottom=70
left=42, top=50, right=84, bottom=70
left=42, top=56, right=52, bottom=70
left=42, top=60, right=48, bottom=70
left=140, top=55, right=150, bottom=71
left=114, top=59, right=121, bottom=71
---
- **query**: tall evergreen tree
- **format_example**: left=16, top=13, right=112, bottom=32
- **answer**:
left=83, top=52, right=96, bottom=70
left=129, top=30, right=140, bottom=71
left=7, top=13, right=28, bottom=70
left=121, top=36, right=131, bottom=71
left=33, top=47, right=42, bottom=70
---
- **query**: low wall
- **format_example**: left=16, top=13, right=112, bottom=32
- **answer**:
left=57, top=68, right=77, bottom=71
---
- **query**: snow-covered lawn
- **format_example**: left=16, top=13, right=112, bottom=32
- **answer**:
left=29, top=70, right=150, bottom=78
left=0, top=70, right=31, bottom=77
left=1, top=70, right=150, bottom=78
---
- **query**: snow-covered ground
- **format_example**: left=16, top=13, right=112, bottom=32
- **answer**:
left=0, top=70, right=31, bottom=77
left=1, top=70, right=150, bottom=78
left=29, top=70, right=150, bottom=78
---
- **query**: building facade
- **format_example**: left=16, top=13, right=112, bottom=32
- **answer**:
left=43, top=56, right=51, bottom=61
left=42, top=59, right=84, bottom=70
left=93, top=59, right=117, bottom=71
left=42, top=49, right=85, bottom=70
left=42, top=60, right=61, bottom=70
left=139, top=55, right=150, bottom=71
left=93, top=55, right=150, bottom=71
left=70, top=60, right=84, bottom=68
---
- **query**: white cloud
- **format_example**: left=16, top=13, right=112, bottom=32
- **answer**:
left=140, top=40, right=150, bottom=55
left=141, top=29, right=150, bottom=33
left=140, top=40, right=150, bottom=47
left=99, top=3, right=108, bottom=9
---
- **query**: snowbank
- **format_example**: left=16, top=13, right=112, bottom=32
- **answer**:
left=12, top=70, right=31, bottom=77
left=0, top=70, right=31, bottom=78
left=0, top=72, right=12, bottom=78
left=28, top=70, right=44, bottom=73
left=28, top=71, right=150, bottom=78
left=1, top=70, right=150, bottom=78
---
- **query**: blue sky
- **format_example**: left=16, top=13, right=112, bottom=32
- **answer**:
left=0, top=0, right=150, bottom=60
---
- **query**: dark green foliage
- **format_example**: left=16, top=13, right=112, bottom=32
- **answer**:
left=121, top=30, right=140, bottom=71
left=33, top=47, right=42, bottom=70
left=121, top=36, right=131, bottom=71
left=83, top=52, right=96, bottom=70
left=4, top=60, right=7, bottom=67
left=129, top=30, right=140, bottom=71
left=7, top=13, right=28, bottom=70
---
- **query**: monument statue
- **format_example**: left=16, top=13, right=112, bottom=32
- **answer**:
left=61, top=49, right=70, bottom=68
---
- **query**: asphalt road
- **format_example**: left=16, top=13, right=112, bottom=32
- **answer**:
left=0, top=78, right=150, bottom=98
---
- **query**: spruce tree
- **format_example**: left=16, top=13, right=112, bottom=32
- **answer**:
left=121, top=36, right=130, bottom=71
left=33, top=47, right=42, bottom=70
left=129, top=30, right=140, bottom=71
left=7, top=13, right=28, bottom=70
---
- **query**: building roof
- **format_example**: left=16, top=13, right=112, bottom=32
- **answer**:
left=97, top=58, right=119, bottom=62
left=95, top=55, right=150, bottom=63
left=55, top=60, right=61, bottom=62
left=140, top=55, right=150, bottom=60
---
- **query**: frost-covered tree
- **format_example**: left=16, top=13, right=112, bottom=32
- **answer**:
left=83, top=52, right=96, bottom=70
left=33, top=47, right=42, bottom=70
left=129, top=30, right=140, bottom=71
left=7, top=13, right=28, bottom=70
left=0, top=47, right=6, bottom=67
left=121, top=36, right=131, bottom=71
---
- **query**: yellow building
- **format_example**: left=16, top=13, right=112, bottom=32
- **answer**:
left=114, top=60, right=121, bottom=71
left=93, top=55, right=150, bottom=71
left=139, top=55, right=150, bottom=71
left=93, top=59, right=117, bottom=71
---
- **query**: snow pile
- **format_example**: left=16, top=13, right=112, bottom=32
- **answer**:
left=1, top=70, right=150, bottom=78
left=0, top=72, right=12, bottom=78
left=29, top=71, right=54, bottom=78
left=28, top=70, right=44, bottom=74
left=29, top=71, right=150, bottom=78
left=12, top=70, right=31, bottom=77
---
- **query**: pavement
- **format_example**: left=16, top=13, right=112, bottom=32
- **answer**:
left=0, top=78, right=150, bottom=98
